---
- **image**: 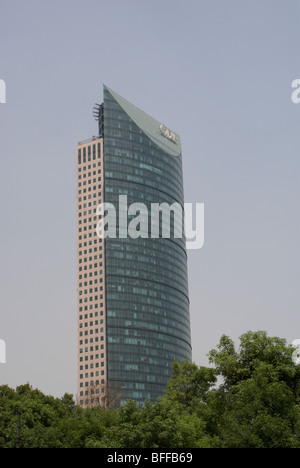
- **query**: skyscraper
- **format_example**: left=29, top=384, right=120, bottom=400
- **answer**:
left=77, top=86, right=192, bottom=407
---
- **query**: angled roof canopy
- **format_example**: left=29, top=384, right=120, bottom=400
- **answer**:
left=104, top=85, right=182, bottom=157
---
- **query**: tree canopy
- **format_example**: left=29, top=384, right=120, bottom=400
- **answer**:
left=0, top=331, right=299, bottom=448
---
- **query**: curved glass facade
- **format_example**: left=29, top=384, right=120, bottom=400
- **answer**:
left=103, top=87, right=192, bottom=405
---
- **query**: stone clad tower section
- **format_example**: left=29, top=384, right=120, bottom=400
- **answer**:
left=76, top=138, right=107, bottom=407
left=103, top=86, right=192, bottom=405
left=77, top=86, right=192, bottom=407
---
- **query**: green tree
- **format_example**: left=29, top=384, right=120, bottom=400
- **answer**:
left=99, top=398, right=211, bottom=448
left=0, top=331, right=298, bottom=449
left=165, top=361, right=217, bottom=410
left=0, top=384, right=76, bottom=448
left=208, top=331, right=300, bottom=448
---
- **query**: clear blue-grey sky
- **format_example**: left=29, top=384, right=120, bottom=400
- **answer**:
left=0, top=0, right=299, bottom=398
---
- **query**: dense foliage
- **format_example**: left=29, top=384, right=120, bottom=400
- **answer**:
left=0, top=331, right=299, bottom=448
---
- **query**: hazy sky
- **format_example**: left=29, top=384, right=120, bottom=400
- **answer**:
left=0, top=0, right=299, bottom=398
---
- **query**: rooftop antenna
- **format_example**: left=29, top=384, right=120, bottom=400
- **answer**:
left=93, top=103, right=104, bottom=137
